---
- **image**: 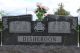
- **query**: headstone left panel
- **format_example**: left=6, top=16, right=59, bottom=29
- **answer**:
left=2, top=15, right=32, bottom=45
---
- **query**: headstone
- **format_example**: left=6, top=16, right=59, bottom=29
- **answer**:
left=2, top=14, right=78, bottom=46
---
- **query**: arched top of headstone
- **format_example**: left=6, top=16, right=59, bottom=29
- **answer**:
left=2, top=14, right=32, bottom=18
left=2, top=14, right=32, bottom=21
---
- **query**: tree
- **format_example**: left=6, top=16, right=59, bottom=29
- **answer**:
left=0, top=10, right=5, bottom=16
left=77, top=8, right=80, bottom=29
left=0, top=10, right=7, bottom=31
left=0, top=21, right=2, bottom=30
left=77, top=8, right=80, bottom=12
left=35, top=3, right=48, bottom=21
left=76, top=8, right=80, bottom=44
left=54, top=3, right=70, bottom=16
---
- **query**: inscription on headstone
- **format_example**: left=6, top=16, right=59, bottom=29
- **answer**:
left=34, top=22, right=45, bottom=32
left=9, top=21, right=31, bottom=33
left=18, top=36, right=62, bottom=43
left=48, top=21, right=71, bottom=33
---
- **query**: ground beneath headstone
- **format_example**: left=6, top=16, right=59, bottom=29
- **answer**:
left=0, top=45, right=80, bottom=53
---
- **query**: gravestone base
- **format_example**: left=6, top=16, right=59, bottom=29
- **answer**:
left=0, top=45, right=80, bottom=53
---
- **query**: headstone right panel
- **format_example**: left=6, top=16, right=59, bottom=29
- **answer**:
left=45, top=15, right=78, bottom=46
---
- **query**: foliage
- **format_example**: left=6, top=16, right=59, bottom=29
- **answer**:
left=78, top=25, right=80, bottom=32
left=0, top=10, right=6, bottom=30
left=35, top=3, right=48, bottom=21
left=77, top=8, right=80, bottom=12
left=54, top=3, right=70, bottom=16
left=0, top=21, right=2, bottom=30
left=0, top=10, right=6, bottom=16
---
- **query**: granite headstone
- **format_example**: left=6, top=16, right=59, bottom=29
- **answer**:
left=2, top=15, right=78, bottom=46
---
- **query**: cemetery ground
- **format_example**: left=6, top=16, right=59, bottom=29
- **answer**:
left=0, top=45, right=80, bottom=53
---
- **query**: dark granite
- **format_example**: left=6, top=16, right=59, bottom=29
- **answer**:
left=2, top=15, right=78, bottom=46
